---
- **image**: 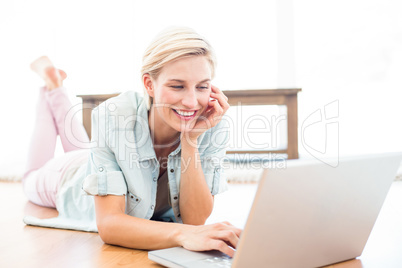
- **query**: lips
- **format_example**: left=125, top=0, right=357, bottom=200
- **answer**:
left=172, top=109, right=198, bottom=121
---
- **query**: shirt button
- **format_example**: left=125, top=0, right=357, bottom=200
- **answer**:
left=174, top=196, right=178, bottom=200
left=151, top=205, right=155, bottom=210
left=99, top=167, right=104, bottom=172
left=170, top=169, right=174, bottom=173
left=153, top=177, right=157, bottom=182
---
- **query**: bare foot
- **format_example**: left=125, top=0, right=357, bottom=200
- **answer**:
left=30, top=56, right=67, bottom=90
left=43, top=67, right=67, bottom=90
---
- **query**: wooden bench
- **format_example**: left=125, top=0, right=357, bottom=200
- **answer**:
left=77, top=88, right=301, bottom=159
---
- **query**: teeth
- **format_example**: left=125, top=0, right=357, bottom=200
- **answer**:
left=174, top=109, right=196, bottom=116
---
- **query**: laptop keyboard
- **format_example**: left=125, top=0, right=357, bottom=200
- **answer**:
left=203, top=255, right=232, bottom=267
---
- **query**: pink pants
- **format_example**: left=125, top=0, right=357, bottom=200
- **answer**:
left=23, top=86, right=90, bottom=208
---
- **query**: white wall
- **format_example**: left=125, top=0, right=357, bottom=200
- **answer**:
left=0, top=0, right=279, bottom=176
left=0, top=0, right=401, bottom=176
left=0, top=0, right=136, bottom=174
left=294, top=0, right=402, bottom=159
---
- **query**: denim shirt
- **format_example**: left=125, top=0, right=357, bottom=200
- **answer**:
left=23, top=91, right=229, bottom=232
left=82, top=91, right=229, bottom=223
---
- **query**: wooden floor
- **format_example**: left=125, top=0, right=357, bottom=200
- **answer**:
left=1, top=181, right=402, bottom=268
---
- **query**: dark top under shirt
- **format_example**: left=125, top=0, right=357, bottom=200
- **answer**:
left=150, top=170, right=172, bottom=221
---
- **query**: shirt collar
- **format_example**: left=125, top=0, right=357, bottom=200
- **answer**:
left=133, top=98, right=157, bottom=161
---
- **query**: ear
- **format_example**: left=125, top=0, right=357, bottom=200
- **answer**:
left=143, top=73, right=155, bottom=98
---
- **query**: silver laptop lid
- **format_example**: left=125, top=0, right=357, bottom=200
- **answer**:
left=232, top=152, right=402, bottom=268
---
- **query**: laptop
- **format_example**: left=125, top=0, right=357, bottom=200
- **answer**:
left=148, top=152, right=402, bottom=268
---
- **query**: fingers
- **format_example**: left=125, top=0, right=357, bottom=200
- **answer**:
left=208, top=222, right=242, bottom=257
left=213, top=222, right=242, bottom=239
left=208, top=86, right=227, bottom=112
left=209, top=239, right=236, bottom=258
left=214, top=230, right=240, bottom=249
left=209, top=97, right=224, bottom=117
left=188, top=85, right=228, bottom=134
left=210, top=90, right=229, bottom=112
left=208, top=86, right=229, bottom=125
left=222, top=221, right=236, bottom=227
left=179, top=222, right=243, bottom=259
left=211, top=85, right=229, bottom=102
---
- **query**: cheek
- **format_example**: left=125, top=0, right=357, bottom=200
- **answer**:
left=154, top=89, right=177, bottom=110
left=199, top=94, right=210, bottom=109
left=159, top=92, right=180, bottom=117
left=157, top=89, right=179, bottom=104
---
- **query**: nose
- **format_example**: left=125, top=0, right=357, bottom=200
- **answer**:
left=181, top=89, right=198, bottom=109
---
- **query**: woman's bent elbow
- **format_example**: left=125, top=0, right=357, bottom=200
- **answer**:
left=96, top=215, right=119, bottom=244
left=97, top=220, right=111, bottom=244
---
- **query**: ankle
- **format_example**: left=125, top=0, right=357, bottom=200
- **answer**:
left=44, top=68, right=63, bottom=90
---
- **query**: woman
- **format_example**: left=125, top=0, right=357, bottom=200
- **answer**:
left=23, top=27, right=241, bottom=257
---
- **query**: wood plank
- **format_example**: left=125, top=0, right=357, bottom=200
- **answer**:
left=227, top=95, right=287, bottom=106
left=2, top=181, right=402, bottom=267
left=223, top=88, right=301, bottom=96
left=77, top=93, right=120, bottom=100
left=286, top=94, right=299, bottom=159
left=0, top=182, right=162, bottom=268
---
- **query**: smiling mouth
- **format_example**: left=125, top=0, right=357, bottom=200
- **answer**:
left=172, top=109, right=197, bottom=116
left=172, top=109, right=198, bottom=120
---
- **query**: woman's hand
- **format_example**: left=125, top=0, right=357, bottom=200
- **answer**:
left=94, top=196, right=241, bottom=257
left=181, top=85, right=229, bottom=141
left=176, top=221, right=242, bottom=258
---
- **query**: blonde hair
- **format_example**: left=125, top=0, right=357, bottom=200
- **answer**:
left=141, top=26, right=217, bottom=110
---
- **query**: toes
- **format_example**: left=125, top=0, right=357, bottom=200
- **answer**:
left=58, top=69, right=67, bottom=80
left=31, top=56, right=66, bottom=89
left=45, top=67, right=60, bottom=80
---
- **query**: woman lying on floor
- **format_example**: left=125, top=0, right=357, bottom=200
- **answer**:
left=23, top=26, right=240, bottom=257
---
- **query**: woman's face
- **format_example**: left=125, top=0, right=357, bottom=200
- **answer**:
left=149, top=55, right=212, bottom=133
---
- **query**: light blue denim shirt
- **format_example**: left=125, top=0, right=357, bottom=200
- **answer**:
left=83, top=91, right=229, bottom=222
left=24, top=91, right=229, bottom=231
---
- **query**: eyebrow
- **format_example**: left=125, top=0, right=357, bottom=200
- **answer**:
left=168, top=79, right=211, bottom=83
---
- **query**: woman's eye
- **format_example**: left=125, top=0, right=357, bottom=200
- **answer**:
left=198, top=86, right=209, bottom=90
left=170, top=86, right=183, bottom=89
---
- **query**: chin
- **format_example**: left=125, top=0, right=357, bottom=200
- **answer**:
left=172, top=119, right=197, bottom=134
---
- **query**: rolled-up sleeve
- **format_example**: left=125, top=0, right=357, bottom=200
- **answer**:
left=82, top=102, right=127, bottom=196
